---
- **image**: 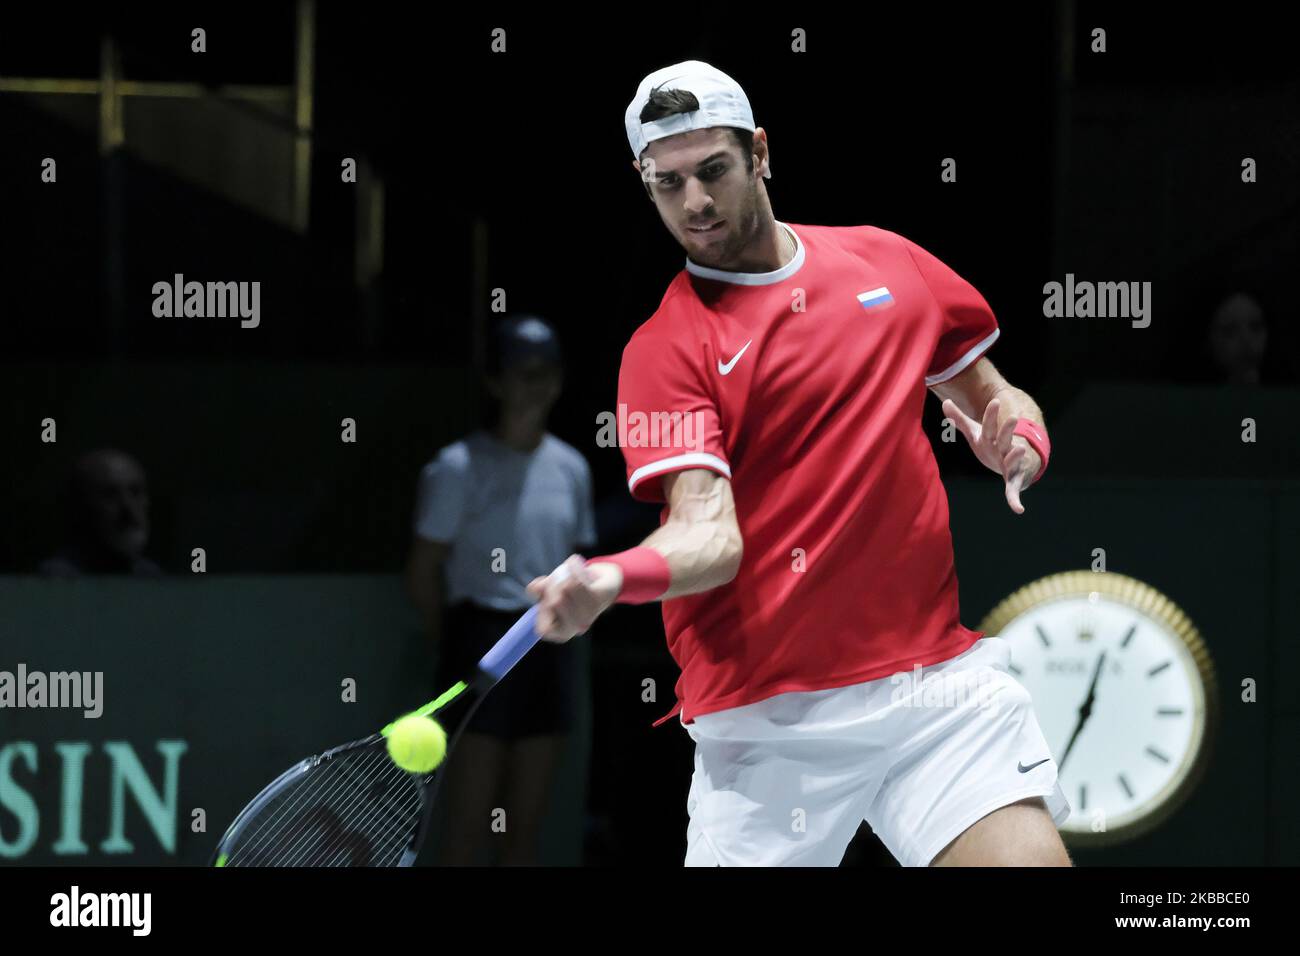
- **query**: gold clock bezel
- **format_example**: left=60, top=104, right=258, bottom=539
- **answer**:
left=978, top=570, right=1218, bottom=848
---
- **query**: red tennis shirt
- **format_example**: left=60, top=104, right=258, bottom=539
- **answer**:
left=615, top=222, right=1000, bottom=726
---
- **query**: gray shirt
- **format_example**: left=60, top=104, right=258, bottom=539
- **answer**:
left=413, top=431, right=597, bottom=611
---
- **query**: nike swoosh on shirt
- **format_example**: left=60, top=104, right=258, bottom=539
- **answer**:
left=717, top=340, right=753, bottom=375
left=1018, top=758, right=1051, bottom=773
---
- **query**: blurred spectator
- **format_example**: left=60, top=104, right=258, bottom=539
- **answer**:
left=38, top=449, right=163, bottom=577
left=405, top=314, right=596, bottom=865
left=1205, top=291, right=1268, bottom=385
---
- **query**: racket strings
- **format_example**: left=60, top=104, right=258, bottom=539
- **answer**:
left=226, top=744, right=424, bottom=867
left=279, top=748, right=405, bottom=865
left=285, top=751, right=417, bottom=867
left=273, top=751, right=401, bottom=867
left=240, top=750, right=413, bottom=866
left=232, top=750, right=374, bottom=865
left=268, top=750, right=415, bottom=866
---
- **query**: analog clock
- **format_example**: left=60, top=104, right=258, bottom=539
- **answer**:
left=979, top=571, right=1218, bottom=846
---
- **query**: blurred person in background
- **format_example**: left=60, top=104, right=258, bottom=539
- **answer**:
left=38, top=448, right=163, bottom=577
left=1204, top=291, right=1269, bottom=386
left=405, top=314, right=596, bottom=865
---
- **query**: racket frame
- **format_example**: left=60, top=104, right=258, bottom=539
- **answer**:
left=213, top=577, right=559, bottom=867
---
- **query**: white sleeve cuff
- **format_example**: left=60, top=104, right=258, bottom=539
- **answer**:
left=925, top=327, right=1000, bottom=386
left=628, top=452, right=732, bottom=495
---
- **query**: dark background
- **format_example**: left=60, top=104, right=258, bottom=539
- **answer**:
left=0, top=2, right=1296, bottom=866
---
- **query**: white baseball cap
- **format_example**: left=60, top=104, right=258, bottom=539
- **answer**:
left=624, top=60, right=770, bottom=179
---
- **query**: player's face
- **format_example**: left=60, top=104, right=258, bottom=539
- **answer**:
left=637, top=128, right=762, bottom=270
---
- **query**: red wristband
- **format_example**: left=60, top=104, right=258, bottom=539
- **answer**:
left=585, top=546, right=671, bottom=604
left=1013, top=419, right=1050, bottom=482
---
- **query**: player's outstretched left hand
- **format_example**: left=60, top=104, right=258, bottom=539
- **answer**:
left=941, top=397, right=1042, bottom=516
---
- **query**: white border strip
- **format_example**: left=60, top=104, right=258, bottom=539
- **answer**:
left=924, top=327, right=1000, bottom=386
left=628, top=453, right=732, bottom=493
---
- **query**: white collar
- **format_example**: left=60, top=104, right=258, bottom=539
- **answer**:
left=684, top=221, right=805, bottom=286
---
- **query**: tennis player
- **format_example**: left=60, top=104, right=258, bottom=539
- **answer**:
left=527, top=61, right=1071, bottom=866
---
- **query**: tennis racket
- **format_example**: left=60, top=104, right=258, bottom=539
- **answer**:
left=211, top=568, right=567, bottom=867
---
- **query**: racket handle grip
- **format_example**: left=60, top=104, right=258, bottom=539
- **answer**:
left=478, top=605, right=542, bottom=682
left=477, top=563, right=570, bottom=682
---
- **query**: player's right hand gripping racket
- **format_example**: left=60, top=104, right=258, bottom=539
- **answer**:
left=211, top=568, right=567, bottom=867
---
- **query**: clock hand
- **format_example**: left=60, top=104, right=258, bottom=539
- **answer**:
left=1058, top=650, right=1107, bottom=773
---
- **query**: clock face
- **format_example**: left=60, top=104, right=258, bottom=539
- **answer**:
left=985, top=575, right=1216, bottom=844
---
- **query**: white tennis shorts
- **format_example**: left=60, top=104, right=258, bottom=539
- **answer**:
left=682, top=635, right=1072, bottom=866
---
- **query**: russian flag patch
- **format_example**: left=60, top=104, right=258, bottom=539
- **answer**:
left=857, top=287, right=894, bottom=310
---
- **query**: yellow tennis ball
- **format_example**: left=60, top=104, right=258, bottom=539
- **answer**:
left=386, top=714, right=447, bottom=773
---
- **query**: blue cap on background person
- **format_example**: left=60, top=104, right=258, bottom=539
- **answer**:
left=490, top=315, right=563, bottom=372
